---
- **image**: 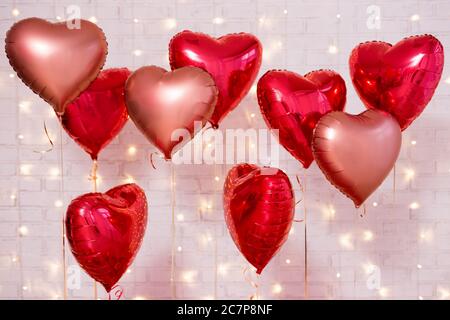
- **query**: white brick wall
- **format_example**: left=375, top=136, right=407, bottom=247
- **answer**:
left=0, top=0, right=450, bottom=300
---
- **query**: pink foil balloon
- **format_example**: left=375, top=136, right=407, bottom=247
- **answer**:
left=66, top=183, right=148, bottom=293
left=312, top=109, right=402, bottom=208
left=5, top=18, right=108, bottom=115
left=125, top=66, right=218, bottom=160
left=258, top=69, right=346, bottom=168
left=61, top=68, right=130, bottom=160
left=169, top=30, right=262, bottom=128
left=223, top=164, right=295, bottom=274
left=349, top=34, right=444, bottom=130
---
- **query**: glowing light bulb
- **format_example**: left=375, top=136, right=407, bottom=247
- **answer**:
left=250, top=113, right=255, bottom=118
left=379, top=287, right=389, bottom=297
left=283, top=9, right=288, bottom=14
left=336, top=13, right=341, bottom=19
left=411, top=140, right=417, bottom=145
left=49, top=167, right=60, bottom=177
left=272, top=283, right=282, bottom=294
left=18, top=226, right=29, bottom=237
left=133, top=49, right=143, bottom=56
left=326, top=128, right=336, bottom=140
left=339, top=233, right=353, bottom=249
left=336, top=272, right=341, bottom=278
left=20, top=164, right=32, bottom=175
left=10, top=194, right=16, bottom=200
left=164, top=18, right=177, bottom=30
left=410, top=14, right=420, bottom=21
left=213, top=17, right=224, bottom=24
left=54, top=200, right=63, bottom=208
left=177, top=246, right=182, bottom=252
left=177, top=214, right=184, bottom=222
left=182, top=270, right=196, bottom=283
left=214, top=176, right=220, bottom=182
left=372, top=202, right=378, bottom=207
left=363, top=230, right=374, bottom=241
left=133, top=18, right=139, bottom=23
left=445, top=77, right=450, bottom=84
left=127, top=145, right=137, bottom=156
left=89, top=16, right=97, bottom=23
left=328, top=45, right=338, bottom=54
left=218, top=263, right=228, bottom=276
left=134, top=296, right=145, bottom=300
left=417, top=264, right=422, bottom=269
left=409, top=202, right=419, bottom=210
left=285, top=259, right=291, bottom=264
left=12, top=8, right=20, bottom=17
left=404, top=168, right=415, bottom=181
left=56, top=16, right=62, bottom=21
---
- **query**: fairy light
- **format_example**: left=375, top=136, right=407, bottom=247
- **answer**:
left=339, top=233, right=353, bottom=249
left=19, top=100, right=32, bottom=113
left=177, top=213, right=184, bottom=222
left=336, top=13, right=341, bottom=19
left=372, top=202, right=378, bottom=207
left=417, top=264, right=422, bottom=269
left=218, top=263, right=228, bottom=276
left=214, top=176, right=220, bottom=182
left=164, top=18, right=177, bottom=30
left=133, top=49, right=143, bottom=57
left=272, top=283, right=282, bottom=294
left=133, top=18, right=139, bottom=23
left=22, top=286, right=28, bottom=291
left=182, top=270, right=197, bottom=283
left=438, top=287, right=450, bottom=299
left=11, top=255, right=19, bottom=263
left=410, top=14, right=420, bottom=21
left=363, top=230, right=374, bottom=242
left=411, top=140, right=417, bottom=145
left=283, top=9, right=288, bottom=14
left=445, top=77, right=450, bottom=84
left=89, top=16, right=98, bottom=23
left=9, top=73, right=15, bottom=78
left=133, top=296, right=145, bottom=300
left=409, top=202, right=420, bottom=210
left=285, top=259, right=291, bottom=264
left=124, top=175, right=135, bottom=183
left=323, top=205, right=336, bottom=220
left=16, top=134, right=24, bottom=140
left=336, top=272, right=341, bottom=278
left=49, top=167, right=60, bottom=177
left=18, top=225, right=29, bottom=237
left=54, top=200, right=63, bottom=208
left=419, top=229, right=433, bottom=242
left=127, top=145, right=137, bottom=156
left=126, top=268, right=132, bottom=274
left=56, top=16, right=62, bottom=21
left=250, top=84, right=257, bottom=95
left=363, top=263, right=376, bottom=275
left=419, top=296, right=424, bottom=300
left=404, top=168, right=415, bottom=181
left=177, top=246, right=182, bottom=252
left=328, top=44, right=338, bottom=54
left=12, top=8, right=20, bottom=17
left=20, top=164, right=32, bottom=175
left=379, top=287, right=389, bottom=297
left=10, top=194, right=16, bottom=200
left=250, top=113, right=256, bottom=118
left=213, top=17, right=224, bottom=24
left=289, top=226, right=295, bottom=235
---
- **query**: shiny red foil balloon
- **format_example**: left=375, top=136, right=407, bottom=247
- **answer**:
left=5, top=18, right=108, bottom=115
left=312, top=109, right=401, bottom=208
left=60, top=68, right=130, bottom=160
left=258, top=69, right=346, bottom=168
left=223, top=164, right=295, bottom=274
left=349, top=34, right=444, bottom=130
left=169, top=30, right=262, bottom=128
left=66, top=183, right=148, bottom=292
left=125, top=66, right=218, bottom=160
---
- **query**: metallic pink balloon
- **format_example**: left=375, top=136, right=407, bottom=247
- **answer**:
left=258, top=69, right=346, bottom=168
left=349, top=34, right=444, bottom=130
left=125, top=66, right=218, bottom=160
left=169, top=30, right=262, bottom=128
left=66, top=183, right=148, bottom=293
left=5, top=18, right=108, bottom=115
left=61, top=68, right=130, bottom=160
left=312, top=109, right=401, bottom=208
left=224, top=164, right=295, bottom=274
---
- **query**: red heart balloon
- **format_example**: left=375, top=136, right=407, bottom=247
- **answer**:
left=349, top=34, right=444, bottom=130
left=125, top=66, right=217, bottom=160
left=5, top=18, right=108, bottom=115
left=169, top=30, right=262, bottom=128
left=223, top=164, right=295, bottom=274
left=61, top=68, right=130, bottom=160
left=66, top=183, right=148, bottom=292
left=312, top=109, right=401, bottom=208
left=257, top=69, right=346, bottom=168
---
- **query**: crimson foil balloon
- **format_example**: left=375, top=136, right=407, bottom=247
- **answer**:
left=349, top=34, right=444, bottom=130
left=125, top=66, right=218, bottom=160
left=169, top=30, right=262, bottom=128
left=223, top=163, right=295, bottom=274
left=5, top=18, right=108, bottom=115
left=258, top=69, right=346, bottom=168
left=60, top=68, right=130, bottom=160
left=66, top=183, right=148, bottom=293
left=312, top=109, right=401, bottom=208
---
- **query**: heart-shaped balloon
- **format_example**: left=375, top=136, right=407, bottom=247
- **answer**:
left=223, top=163, right=295, bottom=274
left=169, top=30, right=262, bottom=128
left=125, top=66, right=218, bottom=160
left=349, top=34, right=444, bottom=130
left=66, top=183, right=148, bottom=292
left=61, top=68, right=130, bottom=160
left=257, top=69, right=346, bottom=168
left=5, top=18, right=108, bottom=114
left=312, top=109, right=401, bottom=208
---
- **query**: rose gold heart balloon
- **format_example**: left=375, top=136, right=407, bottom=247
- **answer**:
left=312, top=109, right=401, bottom=208
left=125, top=66, right=218, bottom=160
left=5, top=18, right=108, bottom=114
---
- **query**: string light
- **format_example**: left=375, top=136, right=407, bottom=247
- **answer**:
left=409, top=202, right=420, bottom=210
left=11, top=255, right=19, bottom=263
left=19, top=100, right=32, bottom=113
left=418, top=296, right=424, bottom=300
left=127, top=145, right=137, bottom=156
left=339, top=233, right=353, bottom=249
left=164, top=18, right=177, bottom=30
left=323, top=205, right=336, bottom=220
left=379, top=287, right=389, bottom=297
left=336, top=13, right=341, bottom=19
left=372, top=202, right=378, bottom=207
left=213, top=17, right=224, bottom=25
left=10, top=194, right=16, bottom=200
left=272, top=283, right=282, bottom=294
left=177, top=246, right=183, bottom=252
left=363, top=230, right=374, bottom=242
left=411, top=140, right=417, bottom=145
left=419, top=229, right=433, bottom=242
left=54, top=200, right=63, bottom=208
left=20, top=164, right=32, bottom=175
left=218, top=263, right=228, bottom=276
left=410, top=14, right=420, bottom=21
left=363, top=263, right=376, bottom=275
left=182, top=270, right=197, bottom=283
left=328, top=45, right=338, bottom=54
left=124, top=175, right=135, bottom=183
left=214, top=176, right=220, bottom=182
left=56, top=16, right=62, bottom=21
left=22, top=286, right=28, bottom=291
left=89, top=16, right=98, bottom=23
left=283, top=9, right=288, bottom=14
left=126, top=268, right=132, bottom=274
left=438, top=287, right=450, bottom=299
left=404, top=168, right=415, bottom=181
left=133, top=296, right=145, bottom=300
left=49, top=167, right=60, bottom=177
left=336, top=272, right=341, bottom=278
left=133, top=49, right=143, bottom=57
left=250, top=113, right=255, bottom=118
left=177, top=213, right=184, bottom=222
left=445, top=77, right=450, bottom=84
left=250, top=84, right=257, bottom=95
left=9, top=73, right=15, bottom=78
left=18, top=225, right=29, bottom=237
left=12, top=8, right=20, bottom=17
left=417, top=264, right=422, bottom=269
left=133, top=18, right=139, bottom=23
left=285, top=259, right=291, bottom=264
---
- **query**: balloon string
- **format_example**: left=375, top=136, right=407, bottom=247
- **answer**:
left=360, top=204, right=367, bottom=218
left=58, top=126, right=67, bottom=300
left=170, top=162, right=176, bottom=299
left=243, top=266, right=260, bottom=300
left=296, top=173, right=308, bottom=298
left=89, top=159, right=98, bottom=300
left=393, top=164, right=396, bottom=204
left=107, top=285, right=123, bottom=300
left=33, top=121, right=54, bottom=154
